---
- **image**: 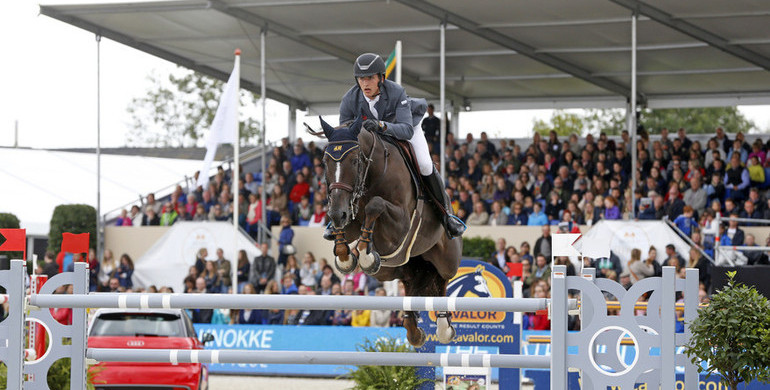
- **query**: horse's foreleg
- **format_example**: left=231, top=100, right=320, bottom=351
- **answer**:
left=333, top=229, right=357, bottom=274
left=403, top=311, right=426, bottom=348
left=356, top=196, right=404, bottom=275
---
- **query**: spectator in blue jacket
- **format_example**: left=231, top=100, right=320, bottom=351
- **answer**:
left=527, top=202, right=548, bottom=226
left=290, top=143, right=312, bottom=174
left=673, top=206, right=698, bottom=236
left=507, top=202, right=529, bottom=226
left=277, top=216, right=295, bottom=267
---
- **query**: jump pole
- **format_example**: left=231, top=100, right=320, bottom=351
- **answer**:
left=87, top=349, right=551, bottom=369
left=30, top=294, right=559, bottom=313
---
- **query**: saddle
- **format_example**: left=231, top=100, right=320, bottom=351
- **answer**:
left=378, top=133, right=424, bottom=198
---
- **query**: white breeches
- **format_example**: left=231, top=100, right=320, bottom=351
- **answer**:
left=410, top=128, right=434, bottom=176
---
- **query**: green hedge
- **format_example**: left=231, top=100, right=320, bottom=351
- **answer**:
left=462, top=236, right=495, bottom=259
left=48, top=204, right=97, bottom=253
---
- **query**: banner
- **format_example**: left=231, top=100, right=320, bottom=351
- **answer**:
left=133, top=222, right=260, bottom=293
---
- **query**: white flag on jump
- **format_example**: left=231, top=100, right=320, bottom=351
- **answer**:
left=196, top=55, right=240, bottom=189
left=552, top=233, right=582, bottom=258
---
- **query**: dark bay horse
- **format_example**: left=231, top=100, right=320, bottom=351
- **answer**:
left=309, top=117, right=462, bottom=347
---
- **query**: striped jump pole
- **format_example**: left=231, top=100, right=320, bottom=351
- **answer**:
left=30, top=293, right=561, bottom=313
left=87, top=348, right=552, bottom=369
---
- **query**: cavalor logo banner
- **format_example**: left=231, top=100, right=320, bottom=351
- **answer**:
left=429, top=261, right=512, bottom=323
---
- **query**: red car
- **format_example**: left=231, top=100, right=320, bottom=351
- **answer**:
left=87, top=308, right=213, bottom=390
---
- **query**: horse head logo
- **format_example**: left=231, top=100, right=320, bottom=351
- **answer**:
left=446, top=265, right=491, bottom=298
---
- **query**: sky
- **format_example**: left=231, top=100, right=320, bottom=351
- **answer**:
left=2, top=1, right=770, bottom=151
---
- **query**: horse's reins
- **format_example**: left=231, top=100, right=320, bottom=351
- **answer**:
left=326, top=130, right=386, bottom=222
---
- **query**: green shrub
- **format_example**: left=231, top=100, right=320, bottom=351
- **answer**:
left=344, top=337, right=431, bottom=390
left=462, top=236, right=495, bottom=259
left=48, top=204, right=97, bottom=253
left=684, top=271, right=770, bottom=390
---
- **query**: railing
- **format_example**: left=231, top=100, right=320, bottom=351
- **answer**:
left=714, top=214, right=770, bottom=266
left=663, top=217, right=715, bottom=264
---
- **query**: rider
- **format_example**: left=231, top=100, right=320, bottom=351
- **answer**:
left=331, top=52, right=465, bottom=239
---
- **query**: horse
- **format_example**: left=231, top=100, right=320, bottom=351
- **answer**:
left=309, top=116, right=462, bottom=347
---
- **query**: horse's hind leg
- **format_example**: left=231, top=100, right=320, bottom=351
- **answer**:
left=402, top=311, right=426, bottom=348
left=401, top=256, right=455, bottom=346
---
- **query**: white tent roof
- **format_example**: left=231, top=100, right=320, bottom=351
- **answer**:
left=40, top=0, right=770, bottom=112
left=1, top=148, right=207, bottom=236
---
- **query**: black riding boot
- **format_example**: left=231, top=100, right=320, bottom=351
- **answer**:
left=424, top=168, right=466, bottom=239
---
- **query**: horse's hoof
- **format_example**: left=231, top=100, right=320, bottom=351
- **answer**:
left=335, top=254, right=358, bottom=274
left=360, top=251, right=381, bottom=275
left=408, top=328, right=427, bottom=348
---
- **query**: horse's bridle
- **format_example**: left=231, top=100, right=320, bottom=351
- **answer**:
left=327, top=129, right=388, bottom=221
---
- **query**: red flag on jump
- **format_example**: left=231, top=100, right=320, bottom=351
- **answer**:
left=506, top=262, right=523, bottom=278
left=61, top=233, right=89, bottom=257
left=0, top=229, right=26, bottom=260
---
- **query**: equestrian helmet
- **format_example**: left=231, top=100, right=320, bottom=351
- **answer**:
left=354, top=53, right=386, bottom=78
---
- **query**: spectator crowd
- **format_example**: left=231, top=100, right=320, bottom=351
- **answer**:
left=103, top=125, right=770, bottom=330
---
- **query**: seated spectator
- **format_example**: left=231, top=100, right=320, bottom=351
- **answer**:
left=290, top=290, right=331, bottom=325
left=277, top=216, right=295, bottom=267
left=545, top=191, right=563, bottom=222
left=284, top=255, right=301, bottom=287
left=466, top=201, right=489, bottom=226
left=142, top=208, right=160, bottom=226
left=160, top=202, right=178, bottom=226
left=664, top=183, right=685, bottom=220
left=370, top=287, right=391, bottom=327
left=488, top=200, right=507, bottom=226
left=235, top=283, right=265, bottom=324
left=236, top=250, right=250, bottom=293
left=724, top=153, right=750, bottom=201
left=190, top=277, right=213, bottom=323
left=116, top=209, right=132, bottom=226
left=740, top=199, right=762, bottom=225
left=627, top=248, right=654, bottom=284
left=721, top=212, right=745, bottom=246
left=507, top=202, right=528, bottom=225
left=116, top=254, right=134, bottom=289
left=674, top=206, right=698, bottom=237
left=603, top=196, right=621, bottom=220
left=595, top=251, right=623, bottom=279
left=293, top=195, right=313, bottom=225
left=263, top=280, right=285, bottom=325
left=280, top=272, right=298, bottom=295
left=129, top=205, right=143, bottom=226
left=688, top=247, right=711, bottom=291
left=748, top=155, right=765, bottom=186
left=527, top=202, right=548, bottom=226
left=664, top=244, right=686, bottom=269
left=307, top=202, right=327, bottom=228
left=683, top=175, right=707, bottom=215
left=299, top=252, right=319, bottom=289
left=289, top=172, right=310, bottom=204
left=202, top=261, right=223, bottom=293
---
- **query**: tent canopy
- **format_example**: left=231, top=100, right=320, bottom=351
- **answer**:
left=40, top=0, right=770, bottom=114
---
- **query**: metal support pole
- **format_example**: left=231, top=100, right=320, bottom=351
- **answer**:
left=70, top=262, right=89, bottom=390
left=232, top=49, right=241, bottom=295
left=287, top=104, right=297, bottom=143
left=96, top=34, right=103, bottom=262
left=684, top=268, right=699, bottom=389
left=550, top=265, right=568, bottom=389
left=439, top=21, right=446, bottom=179
left=88, top=348, right=551, bottom=369
left=661, top=266, right=676, bottom=389
left=395, top=40, right=402, bottom=86
left=6, top=261, right=26, bottom=389
left=260, top=29, right=267, bottom=244
left=630, top=12, right=638, bottom=219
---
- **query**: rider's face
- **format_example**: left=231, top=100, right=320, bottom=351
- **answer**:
left=357, top=74, right=381, bottom=99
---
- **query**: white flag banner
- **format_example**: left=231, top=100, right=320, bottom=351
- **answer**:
left=552, top=233, right=582, bottom=258
left=574, top=221, right=691, bottom=267
left=196, top=55, right=240, bottom=189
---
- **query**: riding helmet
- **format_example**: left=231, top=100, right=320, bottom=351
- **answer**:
left=354, top=53, right=386, bottom=78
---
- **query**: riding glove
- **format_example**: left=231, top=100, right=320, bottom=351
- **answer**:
left=363, top=119, right=383, bottom=132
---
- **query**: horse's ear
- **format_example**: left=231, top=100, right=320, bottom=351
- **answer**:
left=319, top=116, right=334, bottom=138
left=349, top=115, right=363, bottom=136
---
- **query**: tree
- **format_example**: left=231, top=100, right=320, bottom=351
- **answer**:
left=640, top=107, right=755, bottom=134
left=127, top=67, right=262, bottom=147
left=532, top=110, right=585, bottom=136
left=685, top=272, right=770, bottom=390
left=48, top=204, right=97, bottom=253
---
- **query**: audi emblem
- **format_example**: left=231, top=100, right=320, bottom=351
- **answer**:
left=127, top=340, right=144, bottom=347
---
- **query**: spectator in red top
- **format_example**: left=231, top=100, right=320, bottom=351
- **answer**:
left=528, top=282, right=550, bottom=330
left=289, top=172, right=310, bottom=204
